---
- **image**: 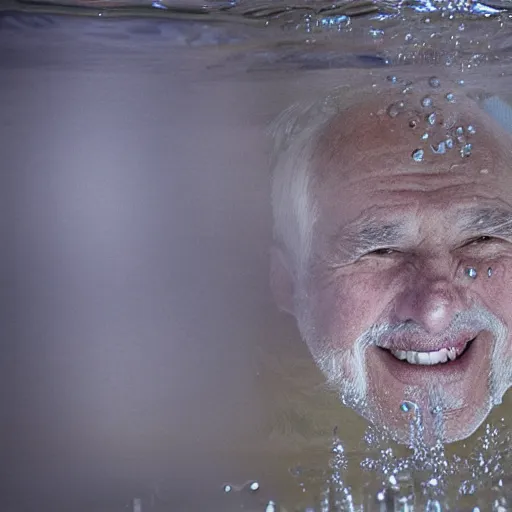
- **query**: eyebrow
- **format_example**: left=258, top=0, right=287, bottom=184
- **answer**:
left=458, top=206, right=512, bottom=240
left=329, top=215, right=407, bottom=258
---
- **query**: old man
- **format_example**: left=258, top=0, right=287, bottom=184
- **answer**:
left=270, top=77, right=512, bottom=443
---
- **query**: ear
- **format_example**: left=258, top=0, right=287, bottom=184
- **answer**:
left=270, top=246, right=295, bottom=316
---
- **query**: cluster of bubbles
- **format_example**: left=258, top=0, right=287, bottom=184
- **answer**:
left=239, top=403, right=509, bottom=511
left=384, top=75, right=478, bottom=163
left=345, top=408, right=509, bottom=512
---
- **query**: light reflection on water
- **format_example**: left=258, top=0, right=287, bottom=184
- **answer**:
left=1, top=0, right=512, bottom=510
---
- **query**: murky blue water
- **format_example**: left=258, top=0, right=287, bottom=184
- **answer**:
left=1, top=0, right=511, bottom=510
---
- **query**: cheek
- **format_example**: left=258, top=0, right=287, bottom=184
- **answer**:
left=305, top=272, right=396, bottom=347
left=472, top=257, right=512, bottom=323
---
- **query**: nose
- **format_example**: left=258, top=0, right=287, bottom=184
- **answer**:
left=393, top=279, right=464, bottom=335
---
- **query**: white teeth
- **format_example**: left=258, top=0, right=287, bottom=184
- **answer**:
left=394, top=350, right=407, bottom=360
left=417, top=352, right=431, bottom=365
left=390, top=346, right=461, bottom=365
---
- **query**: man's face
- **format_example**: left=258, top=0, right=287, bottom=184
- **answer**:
left=291, top=87, right=512, bottom=443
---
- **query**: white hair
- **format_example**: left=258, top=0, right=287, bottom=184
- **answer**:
left=269, top=85, right=362, bottom=279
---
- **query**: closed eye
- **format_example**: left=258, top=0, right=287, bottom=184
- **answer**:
left=464, top=235, right=496, bottom=246
left=364, top=248, right=399, bottom=256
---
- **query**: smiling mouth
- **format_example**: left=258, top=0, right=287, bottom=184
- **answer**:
left=382, top=337, right=476, bottom=366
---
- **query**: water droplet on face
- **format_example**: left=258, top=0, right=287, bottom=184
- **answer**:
left=467, top=125, right=476, bottom=134
left=445, top=92, right=455, bottom=102
left=428, top=477, right=439, bottom=486
left=465, top=267, right=477, bottom=278
left=431, top=141, right=446, bottom=154
left=387, top=75, right=398, bottom=83
left=488, top=267, right=493, bottom=277
left=405, top=33, right=413, bottom=42
left=409, top=119, right=418, bottom=128
left=461, top=143, right=472, bottom=157
left=400, top=402, right=410, bottom=412
left=421, top=96, right=433, bottom=108
left=249, top=481, right=260, bottom=491
left=223, top=484, right=232, bottom=493
left=427, top=112, right=437, bottom=125
left=429, top=76, right=441, bottom=88
left=421, top=133, right=429, bottom=140
left=458, top=79, right=465, bottom=85
left=445, top=137, right=454, bottom=148
left=376, top=491, right=385, bottom=501
left=456, top=126, right=464, bottom=136
left=411, top=149, right=424, bottom=162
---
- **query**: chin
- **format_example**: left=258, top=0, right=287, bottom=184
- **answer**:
left=356, top=386, right=496, bottom=446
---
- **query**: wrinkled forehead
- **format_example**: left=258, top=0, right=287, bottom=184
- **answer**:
left=311, top=85, right=510, bottom=183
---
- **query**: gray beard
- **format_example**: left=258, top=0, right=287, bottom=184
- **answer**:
left=296, top=303, right=510, bottom=426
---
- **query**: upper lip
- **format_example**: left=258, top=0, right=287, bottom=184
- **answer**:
left=375, top=330, right=479, bottom=353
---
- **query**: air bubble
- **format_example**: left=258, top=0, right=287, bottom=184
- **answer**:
left=265, top=500, right=276, bottom=512
left=387, top=75, right=398, bottom=83
left=445, top=92, right=455, bottom=102
left=458, top=79, right=465, bottom=85
left=431, top=141, right=446, bottom=154
left=409, top=119, right=418, bottom=128
left=421, top=133, right=429, bottom=140
left=461, top=143, right=472, bottom=157
left=427, top=499, right=442, bottom=512
left=427, top=112, right=437, bottom=125
left=429, top=76, right=441, bottom=88
left=488, top=267, right=493, bottom=277
left=445, top=137, right=454, bottom=149
left=467, top=125, right=476, bottom=134
left=465, top=267, right=477, bottom=278
left=411, top=149, right=424, bottom=162
left=387, top=101, right=405, bottom=118
left=333, top=442, right=344, bottom=454
left=456, top=126, right=464, bottom=136
left=249, top=481, right=260, bottom=491
left=421, top=96, right=433, bottom=108
left=405, top=33, right=413, bottom=41
left=376, top=491, right=385, bottom=501
left=223, top=484, right=232, bottom=493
